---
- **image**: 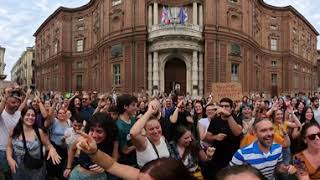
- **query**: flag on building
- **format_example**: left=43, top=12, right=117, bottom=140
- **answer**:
left=178, top=7, right=188, bottom=25
left=161, top=6, right=171, bottom=24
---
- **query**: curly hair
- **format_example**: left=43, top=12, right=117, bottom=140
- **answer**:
left=84, top=112, right=118, bottom=152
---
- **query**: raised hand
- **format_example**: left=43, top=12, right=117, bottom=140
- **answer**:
left=147, top=100, right=160, bottom=114
left=76, top=131, right=98, bottom=154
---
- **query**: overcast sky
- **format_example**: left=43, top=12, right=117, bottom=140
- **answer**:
left=0, top=0, right=319, bottom=80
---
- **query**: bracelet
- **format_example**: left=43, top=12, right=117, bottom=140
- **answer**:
left=87, top=148, right=99, bottom=156
left=66, top=167, right=72, bottom=170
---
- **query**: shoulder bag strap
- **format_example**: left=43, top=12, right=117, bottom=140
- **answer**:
left=21, top=129, right=29, bottom=154
left=34, top=128, right=44, bottom=159
left=147, top=137, right=160, bottom=159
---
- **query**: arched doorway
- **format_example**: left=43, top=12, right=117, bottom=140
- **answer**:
left=165, top=58, right=186, bottom=94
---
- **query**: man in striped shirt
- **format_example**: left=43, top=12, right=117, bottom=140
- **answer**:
left=230, top=118, right=295, bottom=180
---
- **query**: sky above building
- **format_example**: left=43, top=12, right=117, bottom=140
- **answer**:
left=0, top=0, right=319, bottom=80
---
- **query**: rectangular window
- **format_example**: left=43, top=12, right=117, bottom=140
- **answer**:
left=76, top=39, right=84, bottom=52
left=113, top=64, right=121, bottom=85
left=270, top=39, right=277, bottom=51
left=76, top=61, right=83, bottom=69
left=231, top=63, right=239, bottom=81
left=294, top=75, right=298, bottom=89
left=271, top=61, right=277, bottom=67
left=76, top=74, right=82, bottom=90
left=271, top=74, right=277, bottom=86
left=112, top=0, right=122, bottom=6
left=294, top=43, right=299, bottom=54
left=45, top=48, right=50, bottom=59
left=54, top=41, right=58, bottom=54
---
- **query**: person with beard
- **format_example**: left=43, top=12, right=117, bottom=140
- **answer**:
left=79, top=94, right=95, bottom=123
left=202, top=98, right=242, bottom=179
left=310, top=97, right=320, bottom=125
left=0, top=87, right=31, bottom=179
left=230, top=118, right=296, bottom=180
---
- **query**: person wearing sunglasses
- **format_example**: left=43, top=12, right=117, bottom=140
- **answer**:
left=293, top=122, right=320, bottom=180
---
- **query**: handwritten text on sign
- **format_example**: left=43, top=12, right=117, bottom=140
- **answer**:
left=211, top=83, right=243, bottom=102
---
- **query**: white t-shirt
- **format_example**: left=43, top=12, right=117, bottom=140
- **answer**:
left=0, top=110, right=21, bottom=150
left=313, top=108, right=320, bottom=125
left=198, top=118, right=211, bottom=148
left=64, top=128, right=80, bottom=149
left=137, top=136, right=170, bottom=167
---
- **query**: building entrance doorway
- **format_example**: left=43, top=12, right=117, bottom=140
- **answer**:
left=164, top=58, right=186, bottom=94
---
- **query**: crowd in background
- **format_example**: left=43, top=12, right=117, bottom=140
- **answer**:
left=0, top=84, right=319, bottom=180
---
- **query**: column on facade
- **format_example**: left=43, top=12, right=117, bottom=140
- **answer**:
left=153, top=2, right=158, bottom=25
left=148, top=53, right=153, bottom=93
left=153, top=51, right=159, bottom=94
left=198, top=52, right=204, bottom=96
left=193, top=2, right=198, bottom=25
left=192, top=51, right=199, bottom=96
left=148, top=5, right=153, bottom=27
left=199, top=4, right=203, bottom=27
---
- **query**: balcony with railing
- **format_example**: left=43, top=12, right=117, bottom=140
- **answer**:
left=148, top=24, right=203, bottom=42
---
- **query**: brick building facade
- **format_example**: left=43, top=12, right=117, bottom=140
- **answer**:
left=34, top=0, right=319, bottom=96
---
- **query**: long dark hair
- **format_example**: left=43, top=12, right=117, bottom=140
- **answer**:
left=193, top=100, right=206, bottom=120
left=297, top=122, right=320, bottom=152
left=84, top=112, right=118, bottom=153
left=172, top=126, right=200, bottom=161
left=300, top=106, right=315, bottom=124
left=68, top=96, right=82, bottom=116
left=140, top=157, right=196, bottom=180
left=11, top=107, right=38, bottom=139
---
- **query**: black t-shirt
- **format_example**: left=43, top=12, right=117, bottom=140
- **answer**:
left=176, top=111, right=192, bottom=127
left=207, top=115, right=242, bottom=171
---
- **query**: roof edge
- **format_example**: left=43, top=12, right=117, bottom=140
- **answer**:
left=258, top=0, right=319, bottom=35
left=33, top=0, right=96, bottom=37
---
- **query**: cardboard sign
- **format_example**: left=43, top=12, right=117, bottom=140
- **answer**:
left=211, top=82, right=243, bottom=102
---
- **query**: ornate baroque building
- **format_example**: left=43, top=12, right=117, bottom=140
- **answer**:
left=34, top=0, right=318, bottom=96
left=11, top=47, right=35, bottom=89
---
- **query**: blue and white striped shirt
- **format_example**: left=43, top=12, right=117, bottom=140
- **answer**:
left=230, top=141, right=283, bottom=180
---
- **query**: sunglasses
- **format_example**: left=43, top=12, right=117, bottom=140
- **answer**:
left=306, top=132, right=320, bottom=141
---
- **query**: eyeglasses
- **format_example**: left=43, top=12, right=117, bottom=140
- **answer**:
left=220, top=104, right=230, bottom=108
left=306, top=132, right=320, bottom=141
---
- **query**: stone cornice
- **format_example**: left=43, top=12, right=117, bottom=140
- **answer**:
left=34, top=0, right=98, bottom=36
left=258, top=0, right=319, bottom=35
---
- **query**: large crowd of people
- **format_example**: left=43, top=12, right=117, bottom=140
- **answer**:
left=0, top=84, right=319, bottom=180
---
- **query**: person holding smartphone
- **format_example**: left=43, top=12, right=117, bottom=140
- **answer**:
left=202, top=97, right=243, bottom=179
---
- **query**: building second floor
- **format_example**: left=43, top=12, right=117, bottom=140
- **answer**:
left=11, top=47, right=35, bottom=88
